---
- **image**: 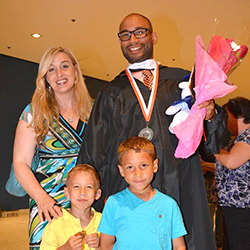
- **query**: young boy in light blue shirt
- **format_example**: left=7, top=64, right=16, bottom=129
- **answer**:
left=98, top=136, right=187, bottom=250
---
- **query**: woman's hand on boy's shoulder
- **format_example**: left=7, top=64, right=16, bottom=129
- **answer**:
left=85, top=233, right=100, bottom=249
left=37, top=195, right=63, bottom=223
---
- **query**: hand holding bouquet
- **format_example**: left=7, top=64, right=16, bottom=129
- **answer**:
left=170, top=35, right=248, bottom=159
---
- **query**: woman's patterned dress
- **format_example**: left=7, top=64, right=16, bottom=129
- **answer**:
left=21, top=104, right=86, bottom=249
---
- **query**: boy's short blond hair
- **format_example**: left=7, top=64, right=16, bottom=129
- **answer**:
left=66, top=164, right=101, bottom=189
left=118, top=136, right=156, bottom=163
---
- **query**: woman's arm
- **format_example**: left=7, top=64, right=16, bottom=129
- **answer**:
left=200, top=158, right=215, bottom=173
left=214, top=142, right=250, bottom=169
left=13, top=119, right=62, bottom=222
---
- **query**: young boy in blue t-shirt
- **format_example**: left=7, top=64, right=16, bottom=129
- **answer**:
left=98, top=136, right=187, bottom=250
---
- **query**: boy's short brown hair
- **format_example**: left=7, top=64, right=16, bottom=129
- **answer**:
left=66, top=164, right=101, bottom=189
left=118, top=136, right=156, bottom=163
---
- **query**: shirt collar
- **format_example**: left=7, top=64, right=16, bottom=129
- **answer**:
left=128, top=59, right=157, bottom=70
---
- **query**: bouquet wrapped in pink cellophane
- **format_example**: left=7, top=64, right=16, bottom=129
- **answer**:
left=172, top=35, right=248, bottom=159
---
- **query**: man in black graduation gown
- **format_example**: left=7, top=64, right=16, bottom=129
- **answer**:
left=77, top=13, right=230, bottom=249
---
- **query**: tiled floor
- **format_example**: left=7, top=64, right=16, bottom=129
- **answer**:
left=0, top=209, right=29, bottom=249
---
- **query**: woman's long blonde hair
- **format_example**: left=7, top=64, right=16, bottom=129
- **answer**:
left=31, top=46, right=93, bottom=142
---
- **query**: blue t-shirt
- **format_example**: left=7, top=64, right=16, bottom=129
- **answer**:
left=98, top=188, right=187, bottom=250
left=215, top=128, right=250, bottom=208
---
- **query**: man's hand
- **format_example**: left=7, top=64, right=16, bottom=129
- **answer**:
left=197, top=99, right=215, bottom=121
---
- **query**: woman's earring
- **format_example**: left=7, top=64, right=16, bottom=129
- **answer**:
left=48, top=85, right=52, bottom=91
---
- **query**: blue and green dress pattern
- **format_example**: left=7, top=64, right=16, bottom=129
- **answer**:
left=21, top=104, right=86, bottom=249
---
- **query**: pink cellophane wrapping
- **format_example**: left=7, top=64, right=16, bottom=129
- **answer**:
left=172, top=35, right=237, bottom=159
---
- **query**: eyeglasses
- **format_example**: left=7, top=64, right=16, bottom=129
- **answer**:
left=117, top=28, right=152, bottom=41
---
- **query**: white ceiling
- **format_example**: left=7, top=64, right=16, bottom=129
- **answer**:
left=1, top=0, right=250, bottom=104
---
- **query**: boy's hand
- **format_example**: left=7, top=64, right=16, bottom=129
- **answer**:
left=85, top=233, right=100, bottom=249
left=58, top=235, right=83, bottom=250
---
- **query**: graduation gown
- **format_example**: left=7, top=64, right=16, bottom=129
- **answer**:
left=77, top=65, right=230, bottom=250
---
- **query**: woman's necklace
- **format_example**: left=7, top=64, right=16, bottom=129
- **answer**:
left=61, top=105, right=76, bottom=124
left=68, top=116, right=74, bottom=123
left=66, top=110, right=75, bottom=123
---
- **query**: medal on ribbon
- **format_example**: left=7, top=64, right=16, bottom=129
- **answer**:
left=126, top=59, right=159, bottom=141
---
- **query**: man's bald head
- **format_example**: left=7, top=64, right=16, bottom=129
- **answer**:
left=119, top=13, right=153, bottom=32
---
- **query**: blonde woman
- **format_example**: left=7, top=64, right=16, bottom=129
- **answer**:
left=13, top=47, right=93, bottom=249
